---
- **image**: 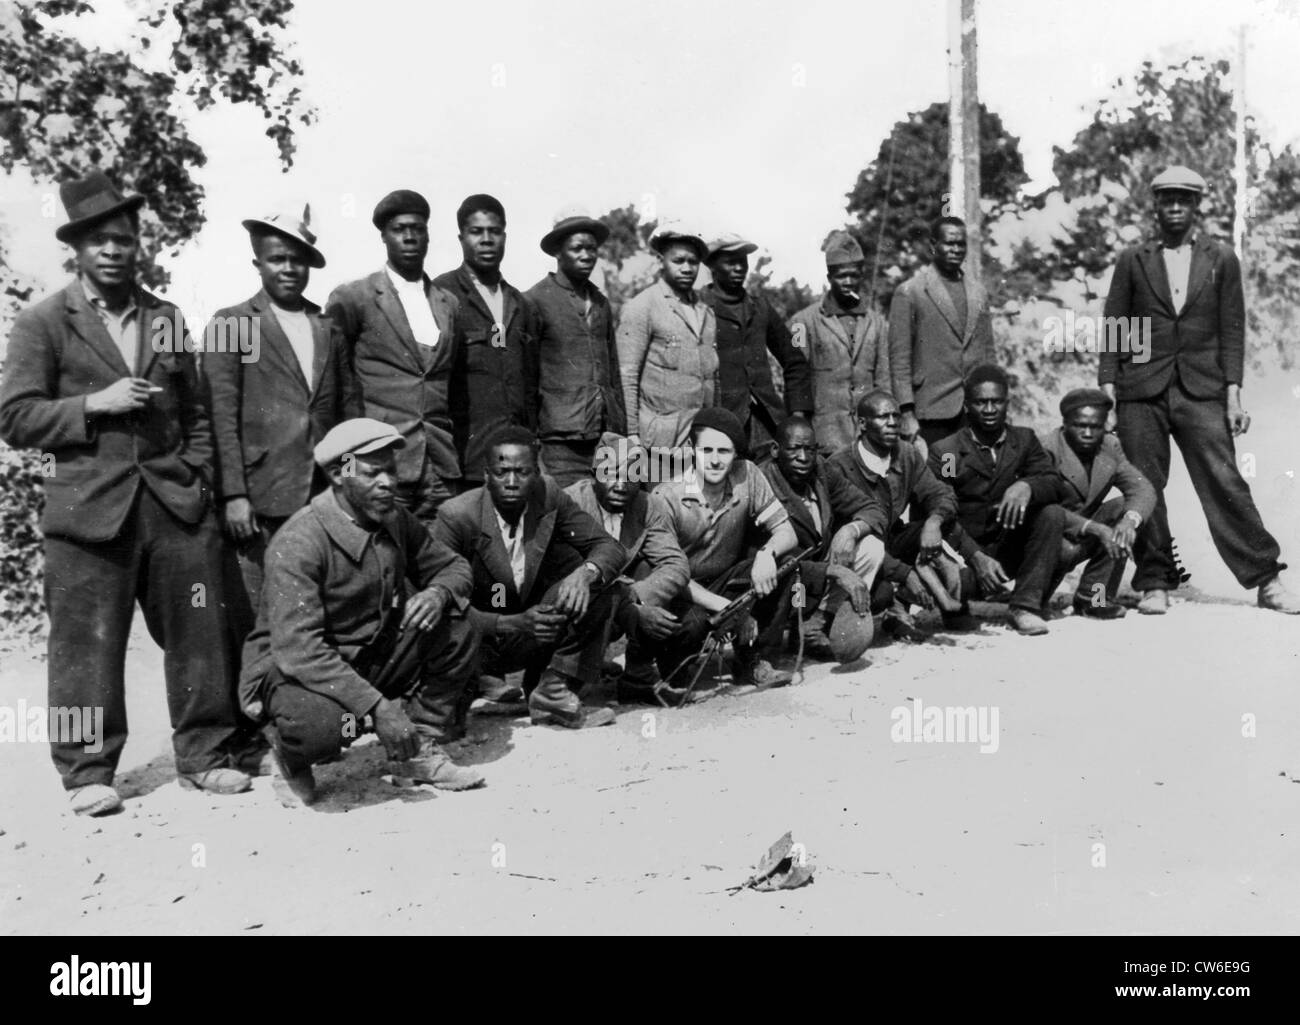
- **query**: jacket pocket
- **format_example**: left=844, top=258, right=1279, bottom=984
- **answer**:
left=646, top=335, right=682, bottom=370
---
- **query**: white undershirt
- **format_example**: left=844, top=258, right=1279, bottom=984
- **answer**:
left=471, top=273, right=505, bottom=336
left=495, top=509, right=527, bottom=591
left=271, top=302, right=315, bottom=385
left=1162, top=239, right=1193, bottom=314
left=600, top=506, right=623, bottom=541
left=857, top=441, right=892, bottom=478
left=386, top=266, right=442, bottom=349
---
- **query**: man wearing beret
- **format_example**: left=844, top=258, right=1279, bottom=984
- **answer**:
left=889, top=217, right=996, bottom=449
left=1101, top=165, right=1299, bottom=615
left=788, top=231, right=890, bottom=455
left=432, top=194, right=539, bottom=489
left=700, top=234, right=812, bottom=464
left=431, top=426, right=626, bottom=728
left=928, top=365, right=1071, bottom=635
left=205, top=205, right=351, bottom=635
left=1039, top=388, right=1156, bottom=619
left=565, top=434, right=691, bottom=696
left=648, top=408, right=800, bottom=693
left=0, top=170, right=250, bottom=814
left=324, top=189, right=464, bottom=520
left=525, top=207, right=624, bottom=487
left=239, top=418, right=485, bottom=807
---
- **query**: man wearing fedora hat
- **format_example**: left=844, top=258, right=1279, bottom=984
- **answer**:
left=324, top=189, right=465, bottom=521
left=701, top=234, right=812, bottom=465
left=0, top=169, right=251, bottom=814
left=432, top=194, right=539, bottom=489
left=239, top=418, right=485, bottom=805
left=205, top=205, right=351, bottom=636
left=524, top=206, right=624, bottom=487
left=1101, top=165, right=1300, bottom=615
left=788, top=231, right=891, bottom=456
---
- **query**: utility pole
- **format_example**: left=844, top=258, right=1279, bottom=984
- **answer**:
left=948, top=0, right=981, bottom=277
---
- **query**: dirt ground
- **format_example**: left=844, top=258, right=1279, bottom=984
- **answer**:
left=2, top=374, right=1298, bottom=936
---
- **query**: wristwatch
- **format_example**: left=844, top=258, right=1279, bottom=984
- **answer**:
left=1123, top=510, right=1143, bottom=527
left=581, top=560, right=602, bottom=583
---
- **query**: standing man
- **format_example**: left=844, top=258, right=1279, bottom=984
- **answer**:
left=431, top=426, right=627, bottom=729
left=432, top=194, right=539, bottom=489
left=927, top=366, right=1070, bottom=635
left=0, top=170, right=250, bottom=814
left=239, top=419, right=485, bottom=807
left=526, top=207, right=623, bottom=487
left=889, top=217, right=996, bottom=448
left=1039, top=388, right=1156, bottom=620
left=206, top=205, right=350, bottom=630
left=701, top=234, right=812, bottom=464
left=325, top=190, right=463, bottom=520
left=1101, top=165, right=1299, bottom=614
left=788, top=231, right=889, bottom=455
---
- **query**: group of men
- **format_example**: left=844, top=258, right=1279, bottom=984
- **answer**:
left=2, top=163, right=1296, bottom=816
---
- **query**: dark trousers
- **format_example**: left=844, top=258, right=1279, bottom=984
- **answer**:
left=478, top=580, right=615, bottom=692
left=970, top=503, right=1067, bottom=612
left=919, top=414, right=964, bottom=448
left=1118, top=381, right=1284, bottom=591
left=266, top=613, right=478, bottom=772
left=43, top=488, right=239, bottom=789
left=395, top=452, right=457, bottom=522
left=224, top=513, right=290, bottom=644
left=1053, top=497, right=1127, bottom=605
left=539, top=438, right=599, bottom=489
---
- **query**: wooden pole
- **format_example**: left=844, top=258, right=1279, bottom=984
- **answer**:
left=962, top=0, right=981, bottom=279
left=947, top=0, right=965, bottom=234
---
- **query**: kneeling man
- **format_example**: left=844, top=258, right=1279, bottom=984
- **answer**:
left=432, top=426, right=627, bottom=729
left=239, top=419, right=485, bottom=806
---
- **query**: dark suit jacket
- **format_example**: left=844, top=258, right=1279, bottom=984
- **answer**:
left=565, top=477, right=690, bottom=607
left=764, top=459, right=878, bottom=593
left=1038, top=427, right=1156, bottom=542
left=0, top=279, right=212, bottom=542
left=700, top=284, right=813, bottom=433
left=203, top=289, right=350, bottom=518
left=1100, top=235, right=1245, bottom=401
left=238, top=489, right=472, bottom=718
left=431, top=265, right=540, bottom=482
left=431, top=478, right=626, bottom=637
left=324, top=269, right=462, bottom=483
left=888, top=264, right=995, bottom=421
left=926, top=425, right=1067, bottom=555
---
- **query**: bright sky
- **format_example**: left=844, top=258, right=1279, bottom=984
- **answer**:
left=5, top=0, right=1300, bottom=322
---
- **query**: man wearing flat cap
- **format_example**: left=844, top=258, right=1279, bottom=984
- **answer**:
left=324, top=189, right=465, bottom=520
left=1039, top=388, right=1155, bottom=619
left=888, top=217, right=996, bottom=449
left=239, top=418, right=485, bottom=807
left=1101, top=164, right=1299, bottom=615
left=0, top=169, right=250, bottom=814
left=432, top=194, right=540, bottom=489
left=525, top=207, right=624, bottom=487
left=700, top=234, right=812, bottom=464
left=205, top=204, right=352, bottom=637
left=788, top=231, right=891, bottom=456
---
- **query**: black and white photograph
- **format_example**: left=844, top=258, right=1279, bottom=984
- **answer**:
left=0, top=0, right=1296, bottom=980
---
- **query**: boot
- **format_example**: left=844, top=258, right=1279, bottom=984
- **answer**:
left=1258, top=574, right=1300, bottom=614
left=266, top=728, right=317, bottom=808
left=389, top=736, right=485, bottom=791
left=1137, top=588, right=1169, bottom=615
left=528, top=670, right=616, bottom=728
left=732, top=652, right=793, bottom=690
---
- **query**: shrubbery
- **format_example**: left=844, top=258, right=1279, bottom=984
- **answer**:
left=0, top=440, right=46, bottom=643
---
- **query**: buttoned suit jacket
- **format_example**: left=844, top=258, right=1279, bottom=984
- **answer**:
left=0, top=279, right=213, bottom=542
left=764, top=460, right=875, bottom=593
left=1099, top=236, right=1245, bottom=401
left=204, top=289, right=350, bottom=518
left=888, top=264, right=995, bottom=421
left=1038, top=427, right=1156, bottom=542
left=565, top=476, right=690, bottom=607
left=324, top=269, right=463, bottom=484
left=430, top=478, right=626, bottom=637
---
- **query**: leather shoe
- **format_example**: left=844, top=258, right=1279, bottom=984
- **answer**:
left=1137, top=589, right=1169, bottom=615
left=389, top=738, right=485, bottom=791
left=1073, top=598, right=1127, bottom=620
left=732, top=657, right=793, bottom=689
left=940, top=603, right=981, bottom=632
left=1009, top=609, right=1049, bottom=635
left=1258, top=575, right=1300, bottom=614
left=528, top=672, right=616, bottom=728
left=266, top=735, right=317, bottom=807
left=68, top=783, right=122, bottom=817
left=883, top=601, right=928, bottom=641
left=178, top=767, right=252, bottom=795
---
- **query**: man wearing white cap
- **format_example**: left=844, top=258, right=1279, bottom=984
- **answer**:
left=205, top=205, right=351, bottom=635
left=238, top=418, right=485, bottom=806
left=1101, top=165, right=1299, bottom=615
left=525, top=206, right=624, bottom=487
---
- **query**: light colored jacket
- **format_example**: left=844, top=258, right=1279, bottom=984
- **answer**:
left=616, top=281, right=718, bottom=452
